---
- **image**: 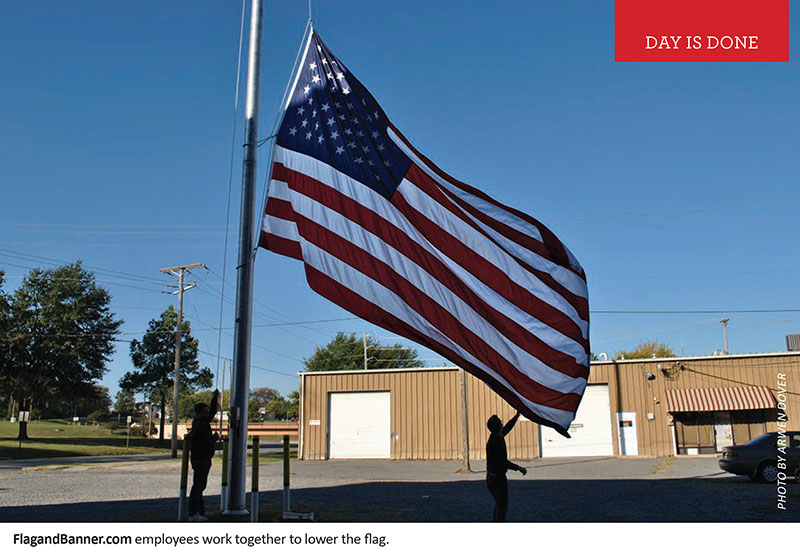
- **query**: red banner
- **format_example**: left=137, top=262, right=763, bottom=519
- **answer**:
left=615, top=0, right=789, bottom=62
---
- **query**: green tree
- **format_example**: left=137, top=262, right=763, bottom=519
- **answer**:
left=303, top=332, right=425, bottom=372
left=286, top=389, right=299, bottom=420
left=113, top=388, right=136, bottom=418
left=266, top=395, right=289, bottom=420
left=264, top=390, right=299, bottom=421
left=614, top=341, right=675, bottom=360
left=0, top=270, right=12, bottom=418
left=31, top=383, right=113, bottom=419
left=179, top=388, right=229, bottom=421
left=249, top=386, right=279, bottom=420
left=119, top=306, right=212, bottom=440
left=5, top=263, right=122, bottom=439
left=70, top=384, right=112, bottom=418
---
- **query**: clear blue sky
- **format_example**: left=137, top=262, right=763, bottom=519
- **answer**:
left=1, top=1, right=798, bottom=400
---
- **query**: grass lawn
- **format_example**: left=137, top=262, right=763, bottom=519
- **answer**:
left=0, top=420, right=295, bottom=462
left=0, top=419, right=172, bottom=460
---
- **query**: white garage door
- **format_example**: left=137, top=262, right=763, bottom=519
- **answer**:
left=328, top=391, right=391, bottom=459
left=540, top=384, right=614, bottom=457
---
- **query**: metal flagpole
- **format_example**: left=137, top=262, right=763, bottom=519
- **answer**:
left=225, top=0, right=263, bottom=515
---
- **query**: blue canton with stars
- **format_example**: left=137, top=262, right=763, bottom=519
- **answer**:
left=276, top=33, right=412, bottom=200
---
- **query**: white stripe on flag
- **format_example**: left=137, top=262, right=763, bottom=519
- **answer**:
left=263, top=207, right=299, bottom=242
left=396, top=178, right=588, bottom=337
left=272, top=145, right=588, bottom=339
left=268, top=176, right=588, bottom=392
left=297, top=238, right=578, bottom=427
left=268, top=173, right=587, bottom=366
left=388, top=126, right=587, bottom=298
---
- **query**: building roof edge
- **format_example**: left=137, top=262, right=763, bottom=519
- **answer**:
left=590, top=350, right=800, bottom=365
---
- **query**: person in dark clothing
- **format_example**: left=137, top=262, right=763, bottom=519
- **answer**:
left=188, top=389, right=219, bottom=521
left=485, top=411, right=527, bottom=522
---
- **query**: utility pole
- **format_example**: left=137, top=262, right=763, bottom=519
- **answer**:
left=160, top=262, right=204, bottom=458
left=363, top=332, right=369, bottom=370
left=227, top=0, right=263, bottom=515
left=720, top=318, right=730, bottom=355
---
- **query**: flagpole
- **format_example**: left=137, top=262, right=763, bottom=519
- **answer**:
left=225, top=0, right=263, bottom=515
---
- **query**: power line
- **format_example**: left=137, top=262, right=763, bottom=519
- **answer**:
left=187, top=297, right=217, bottom=373
left=192, top=282, right=335, bottom=346
left=1, top=229, right=228, bottom=236
left=0, top=222, right=231, bottom=229
left=100, top=338, right=299, bottom=379
left=593, top=309, right=800, bottom=315
left=0, top=248, right=167, bottom=286
left=7, top=249, right=800, bottom=317
left=594, top=319, right=719, bottom=344
left=552, top=197, right=800, bottom=223
left=206, top=267, right=344, bottom=336
left=213, top=0, right=248, bottom=389
left=2, top=242, right=225, bottom=248
left=184, top=311, right=304, bottom=364
left=252, top=317, right=361, bottom=328
left=0, top=259, right=168, bottom=294
left=681, top=365, right=800, bottom=396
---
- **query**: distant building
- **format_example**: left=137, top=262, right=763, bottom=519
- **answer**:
left=298, top=351, right=800, bottom=460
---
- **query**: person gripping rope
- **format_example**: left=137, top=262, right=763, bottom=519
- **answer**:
left=188, top=389, right=219, bottom=521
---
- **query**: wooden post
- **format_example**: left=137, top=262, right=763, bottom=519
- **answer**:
left=283, top=434, right=290, bottom=513
left=250, top=436, right=260, bottom=522
left=178, top=437, right=190, bottom=521
left=17, top=400, right=30, bottom=441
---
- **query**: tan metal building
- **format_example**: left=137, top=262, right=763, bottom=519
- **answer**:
left=298, top=351, right=800, bottom=460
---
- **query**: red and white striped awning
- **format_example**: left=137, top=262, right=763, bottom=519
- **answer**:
left=665, top=386, right=776, bottom=413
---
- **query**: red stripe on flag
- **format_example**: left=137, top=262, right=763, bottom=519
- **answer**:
left=392, top=186, right=588, bottom=349
left=259, top=231, right=302, bottom=261
left=388, top=122, right=582, bottom=279
left=265, top=197, right=295, bottom=220
left=303, top=264, right=572, bottom=436
left=271, top=162, right=588, bottom=378
left=294, top=213, right=582, bottom=411
left=404, top=164, right=590, bottom=322
left=405, top=165, right=559, bottom=272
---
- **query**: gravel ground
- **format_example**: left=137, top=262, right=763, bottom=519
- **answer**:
left=0, top=455, right=798, bottom=522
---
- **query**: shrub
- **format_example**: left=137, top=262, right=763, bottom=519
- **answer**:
left=88, top=410, right=109, bottom=424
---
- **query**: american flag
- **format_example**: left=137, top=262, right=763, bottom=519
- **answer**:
left=260, top=32, right=589, bottom=435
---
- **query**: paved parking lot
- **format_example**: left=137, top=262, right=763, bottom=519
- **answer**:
left=0, top=455, right=797, bottom=522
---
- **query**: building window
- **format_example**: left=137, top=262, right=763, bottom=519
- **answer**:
left=674, top=412, right=716, bottom=455
left=730, top=410, right=769, bottom=445
left=674, top=409, right=770, bottom=453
